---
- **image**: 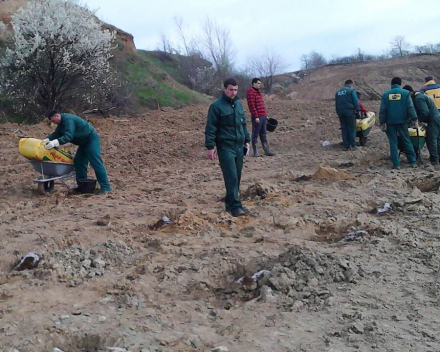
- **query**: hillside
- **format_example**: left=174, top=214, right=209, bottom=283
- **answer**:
left=276, top=53, right=440, bottom=101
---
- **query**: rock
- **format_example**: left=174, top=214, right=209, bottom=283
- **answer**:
left=292, top=300, right=304, bottom=311
left=211, top=347, right=229, bottom=352
left=107, top=348, right=131, bottom=352
left=265, top=319, right=276, bottom=327
left=308, top=278, right=319, bottom=287
left=259, top=285, right=276, bottom=303
left=404, top=187, right=424, bottom=205
left=54, top=349, right=65, bottom=352
left=81, top=259, right=92, bottom=269
left=99, top=316, right=107, bottom=322
left=92, top=258, right=106, bottom=269
left=351, top=322, right=365, bottom=334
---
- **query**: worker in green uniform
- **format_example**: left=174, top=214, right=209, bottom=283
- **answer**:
left=205, top=78, right=251, bottom=217
left=379, top=77, right=418, bottom=169
left=403, top=85, right=440, bottom=169
left=44, top=111, right=111, bottom=193
left=335, top=79, right=361, bottom=151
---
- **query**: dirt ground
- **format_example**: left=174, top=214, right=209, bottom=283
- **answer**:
left=1, top=97, right=440, bottom=352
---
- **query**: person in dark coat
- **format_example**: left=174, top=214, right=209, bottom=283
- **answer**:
left=205, top=78, right=251, bottom=217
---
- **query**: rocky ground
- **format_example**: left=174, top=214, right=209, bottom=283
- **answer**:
left=1, top=97, right=440, bottom=352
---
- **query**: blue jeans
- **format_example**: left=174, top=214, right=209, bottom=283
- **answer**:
left=251, top=116, right=268, bottom=145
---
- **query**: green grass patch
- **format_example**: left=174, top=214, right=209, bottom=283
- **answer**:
left=118, top=50, right=210, bottom=109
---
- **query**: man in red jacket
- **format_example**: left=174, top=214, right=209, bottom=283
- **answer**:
left=246, top=78, right=275, bottom=157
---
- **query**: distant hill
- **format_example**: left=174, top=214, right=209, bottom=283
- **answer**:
left=274, top=54, right=440, bottom=101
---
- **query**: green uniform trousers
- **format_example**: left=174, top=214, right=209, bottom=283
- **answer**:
left=218, top=147, right=243, bottom=212
left=426, top=121, right=440, bottom=164
left=74, top=131, right=111, bottom=192
left=338, top=110, right=357, bottom=149
left=386, top=123, right=416, bottom=167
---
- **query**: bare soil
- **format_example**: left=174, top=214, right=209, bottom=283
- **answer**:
left=1, top=98, right=440, bottom=352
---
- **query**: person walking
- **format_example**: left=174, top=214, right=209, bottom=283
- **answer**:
left=335, top=79, right=361, bottom=151
left=403, top=85, right=440, bottom=168
left=44, top=111, right=112, bottom=193
left=205, top=78, right=251, bottom=217
left=246, top=78, right=275, bottom=157
left=379, top=77, right=418, bottom=169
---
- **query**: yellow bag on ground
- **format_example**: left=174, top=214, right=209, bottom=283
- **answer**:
left=19, top=138, right=73, bottom=163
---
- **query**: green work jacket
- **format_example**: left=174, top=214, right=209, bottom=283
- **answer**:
left=335, top=85, right=360, bottom=115
left=414, top=92, right=440, bottom=124
left=205, top=93, right=250, bottom=150
left=48, top=113, right=95, bottom=146
left=379, top=84, right=417, bottom=124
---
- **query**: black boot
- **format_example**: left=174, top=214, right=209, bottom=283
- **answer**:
left=262, top=142, right=275, bottom=156
left=252, top=144, right=259, bottom=157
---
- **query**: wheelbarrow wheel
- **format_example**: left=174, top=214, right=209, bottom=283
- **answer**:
left=359, top=135, right=368, bottom=147
left=44, top=180, right=55, bottom=193
left=37, top=181, right=55, bottom=194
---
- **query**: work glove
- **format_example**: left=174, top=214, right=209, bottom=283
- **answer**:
left=409, top=120, right=419, bottom=128
left=42, top=138, right=49, bottom=143
left=255, top=117, right=260, bottom=124
left=380, top=123, right=387, bottom=132
left=45, top=139, right=60, bottom=150
left=206, top=149, right=216, bottom=160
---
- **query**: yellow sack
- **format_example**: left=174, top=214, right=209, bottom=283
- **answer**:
left=19, top=138, right=73, bottom=163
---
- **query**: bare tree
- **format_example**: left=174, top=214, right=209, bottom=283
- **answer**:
left=158, top=32, right=173, bottom=53
left=414, top=43, right=440, bottom=54
left=308, top=51, right=327, bottom=69
left=249, top=50, right=288, bottom=93
left=174, top=16, right=193, bottom=56
left=390, top=36, right=411, bottom=57
left=300, top=54, right=309, bottom=69
left=357, top=48, right=364, bottom=62
left=201, top=17, right=235, bottom=77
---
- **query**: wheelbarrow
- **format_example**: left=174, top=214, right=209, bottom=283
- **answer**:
left=398, top=125, right=426, bottom=162
left=29, top=160, right=76, bottom=194
left=355, top=111, right=375, bottom=146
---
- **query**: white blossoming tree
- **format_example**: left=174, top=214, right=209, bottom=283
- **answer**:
left=0, top=0, right=116, bottom=117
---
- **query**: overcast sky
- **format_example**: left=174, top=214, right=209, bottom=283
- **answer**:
left=82, top=0, right=440, bottom=71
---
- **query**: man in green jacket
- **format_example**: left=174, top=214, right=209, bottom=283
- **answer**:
left=379, top=77, right=417, bottom=169
left=205, top=78, right=251, bottom=217
left=403, top=85, right=440, bottom=168
left=44, top=111, right=111, bottom=193
left=335, top=79, right=361, bottom=151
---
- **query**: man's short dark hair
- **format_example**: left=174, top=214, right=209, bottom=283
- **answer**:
left=391, top=77, right=402, bottom=86
left=344, top=79, right=353, bottom=85
left=47, top=110, right=59, bottom=119
left=425, top=76, right=433, bottom=82
left=402, top=85, right=414, bottom=92
left=251, top=78, right=261, bottom=85
left=223, top=78, right=238, bottom=88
